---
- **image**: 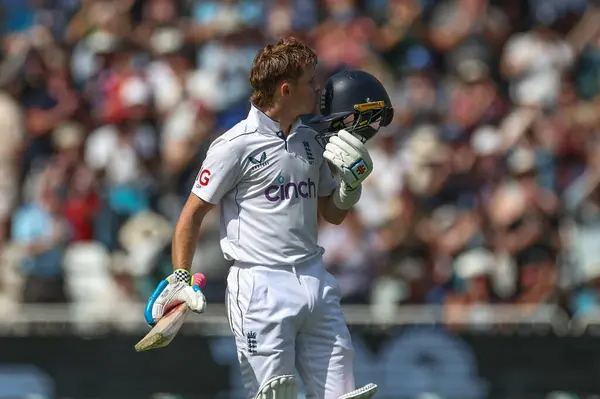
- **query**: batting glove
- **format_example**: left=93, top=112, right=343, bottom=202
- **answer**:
left=324, top=129, right=373, bottom=210
left=324, top=129, right=373, bottom=190
left=144, top=269, right=207, bottom=327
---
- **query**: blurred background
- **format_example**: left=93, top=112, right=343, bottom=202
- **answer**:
left=3, top=0, right=600, bottom=398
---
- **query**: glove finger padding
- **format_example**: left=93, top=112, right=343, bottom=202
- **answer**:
left=324, top=129, right=373, bottom=190
left=323, top=148, right=346, bottom=170
left=326, top=137, right=359, bottom=166
left=335, top=131, right=374, bottom=170
left=337, top=129, right=367, bottom=149
left=180, top=284, right=207, bottom=314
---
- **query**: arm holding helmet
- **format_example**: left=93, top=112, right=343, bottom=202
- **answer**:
left=313, top=70, right=394, bottom=222
left=324, top=129, right=373, bottom=210
left=317, top=128, right=374, bottom=224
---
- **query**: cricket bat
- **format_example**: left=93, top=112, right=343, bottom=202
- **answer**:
left=135, top=302, right=190, bottom=352
left=135, top=273, right=206, bottom=352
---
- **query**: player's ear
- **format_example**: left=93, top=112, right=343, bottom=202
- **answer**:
left=281, top=82, right=291, bottom=97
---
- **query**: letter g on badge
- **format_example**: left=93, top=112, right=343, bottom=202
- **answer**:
left=196, top=169, right=211, bottom=188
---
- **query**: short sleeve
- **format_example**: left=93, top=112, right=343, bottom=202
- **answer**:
left=191, top=137, right=242, bottom=204
left=318, top=159, right=337, bottom=197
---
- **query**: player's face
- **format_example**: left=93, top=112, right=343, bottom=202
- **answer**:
left=290, top=66, right=319, bottom=115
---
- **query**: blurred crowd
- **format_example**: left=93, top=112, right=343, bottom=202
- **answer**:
left=3, top=0, right=600, bottom=327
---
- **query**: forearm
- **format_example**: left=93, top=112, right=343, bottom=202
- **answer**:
left=172, top=197, right=211, bottom=271
left=172, top=218, right=200, bottom=271
left=320, top=129, right=371, bottom=224
left=321, top=194, right=349, bottom=225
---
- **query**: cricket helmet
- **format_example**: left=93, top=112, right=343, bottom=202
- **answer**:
left=310, top=70, right=394, bottom=147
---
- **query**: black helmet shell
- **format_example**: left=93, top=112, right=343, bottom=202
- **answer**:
left=310, top=70, right=394, bottom=144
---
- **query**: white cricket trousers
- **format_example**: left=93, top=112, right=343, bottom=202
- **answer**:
left=225, top=255, right=356, bottom=399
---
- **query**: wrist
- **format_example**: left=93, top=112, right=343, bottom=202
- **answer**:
left=172, top=269, right=192, bottom=285
left=332, top=182, right=362, bottom=210
left=171, top=270, right=207, bottom=289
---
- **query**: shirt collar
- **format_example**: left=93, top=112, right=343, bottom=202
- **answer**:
left=247, top=104, right=303, bottom=135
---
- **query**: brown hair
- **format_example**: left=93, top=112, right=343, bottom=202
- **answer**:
left=249, top=37, right=317, bottom=108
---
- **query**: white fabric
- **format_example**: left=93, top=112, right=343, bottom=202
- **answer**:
left=120, top=77, right=151, bottom=107
left=503, top=32, right=574, bottom=107
left=161, top=100, right=198, bottom=143
left=149, top=27, right=184, bottom=55
left=324, top=130, right=373, bottom=190
left=146, top=61, right=184, bottom=113
left=85, top=125, right=142, bottom=185
left=226, top=256, right=355, bottom=399
left=471, top=125, right=501, bottom=156
left=62, top=242, right=119, bottom=305
left=354, top=144, right=407, bottom=228
left=454, top=248, right=496, bottom=280
left=191, top=105, right=337, bottom=267
left=187, top=69, right=225, bottom=110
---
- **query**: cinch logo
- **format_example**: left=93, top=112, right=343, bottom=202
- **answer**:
left=264, top=175, right=316, bottom=202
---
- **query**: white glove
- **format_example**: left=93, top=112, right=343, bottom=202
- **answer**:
left=324, top=129, right=373, bottom=190
left=144, top=270, right=207, bottom=326
left=324, top=129, right=373, bottom=210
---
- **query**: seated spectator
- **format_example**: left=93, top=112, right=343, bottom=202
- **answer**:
left=63, top=165, right=101, bottom=242
left=11, top=167, right=71, bottom=303
left=513, top=247, right=558, bottom=305
left=444, top=248, right=498, bottom=329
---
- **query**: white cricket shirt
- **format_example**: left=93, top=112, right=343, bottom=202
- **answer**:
left=191, top=105, right=338, bottom=266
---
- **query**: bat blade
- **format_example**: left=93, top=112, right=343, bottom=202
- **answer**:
left=135, top=303, right=189, bottom=352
